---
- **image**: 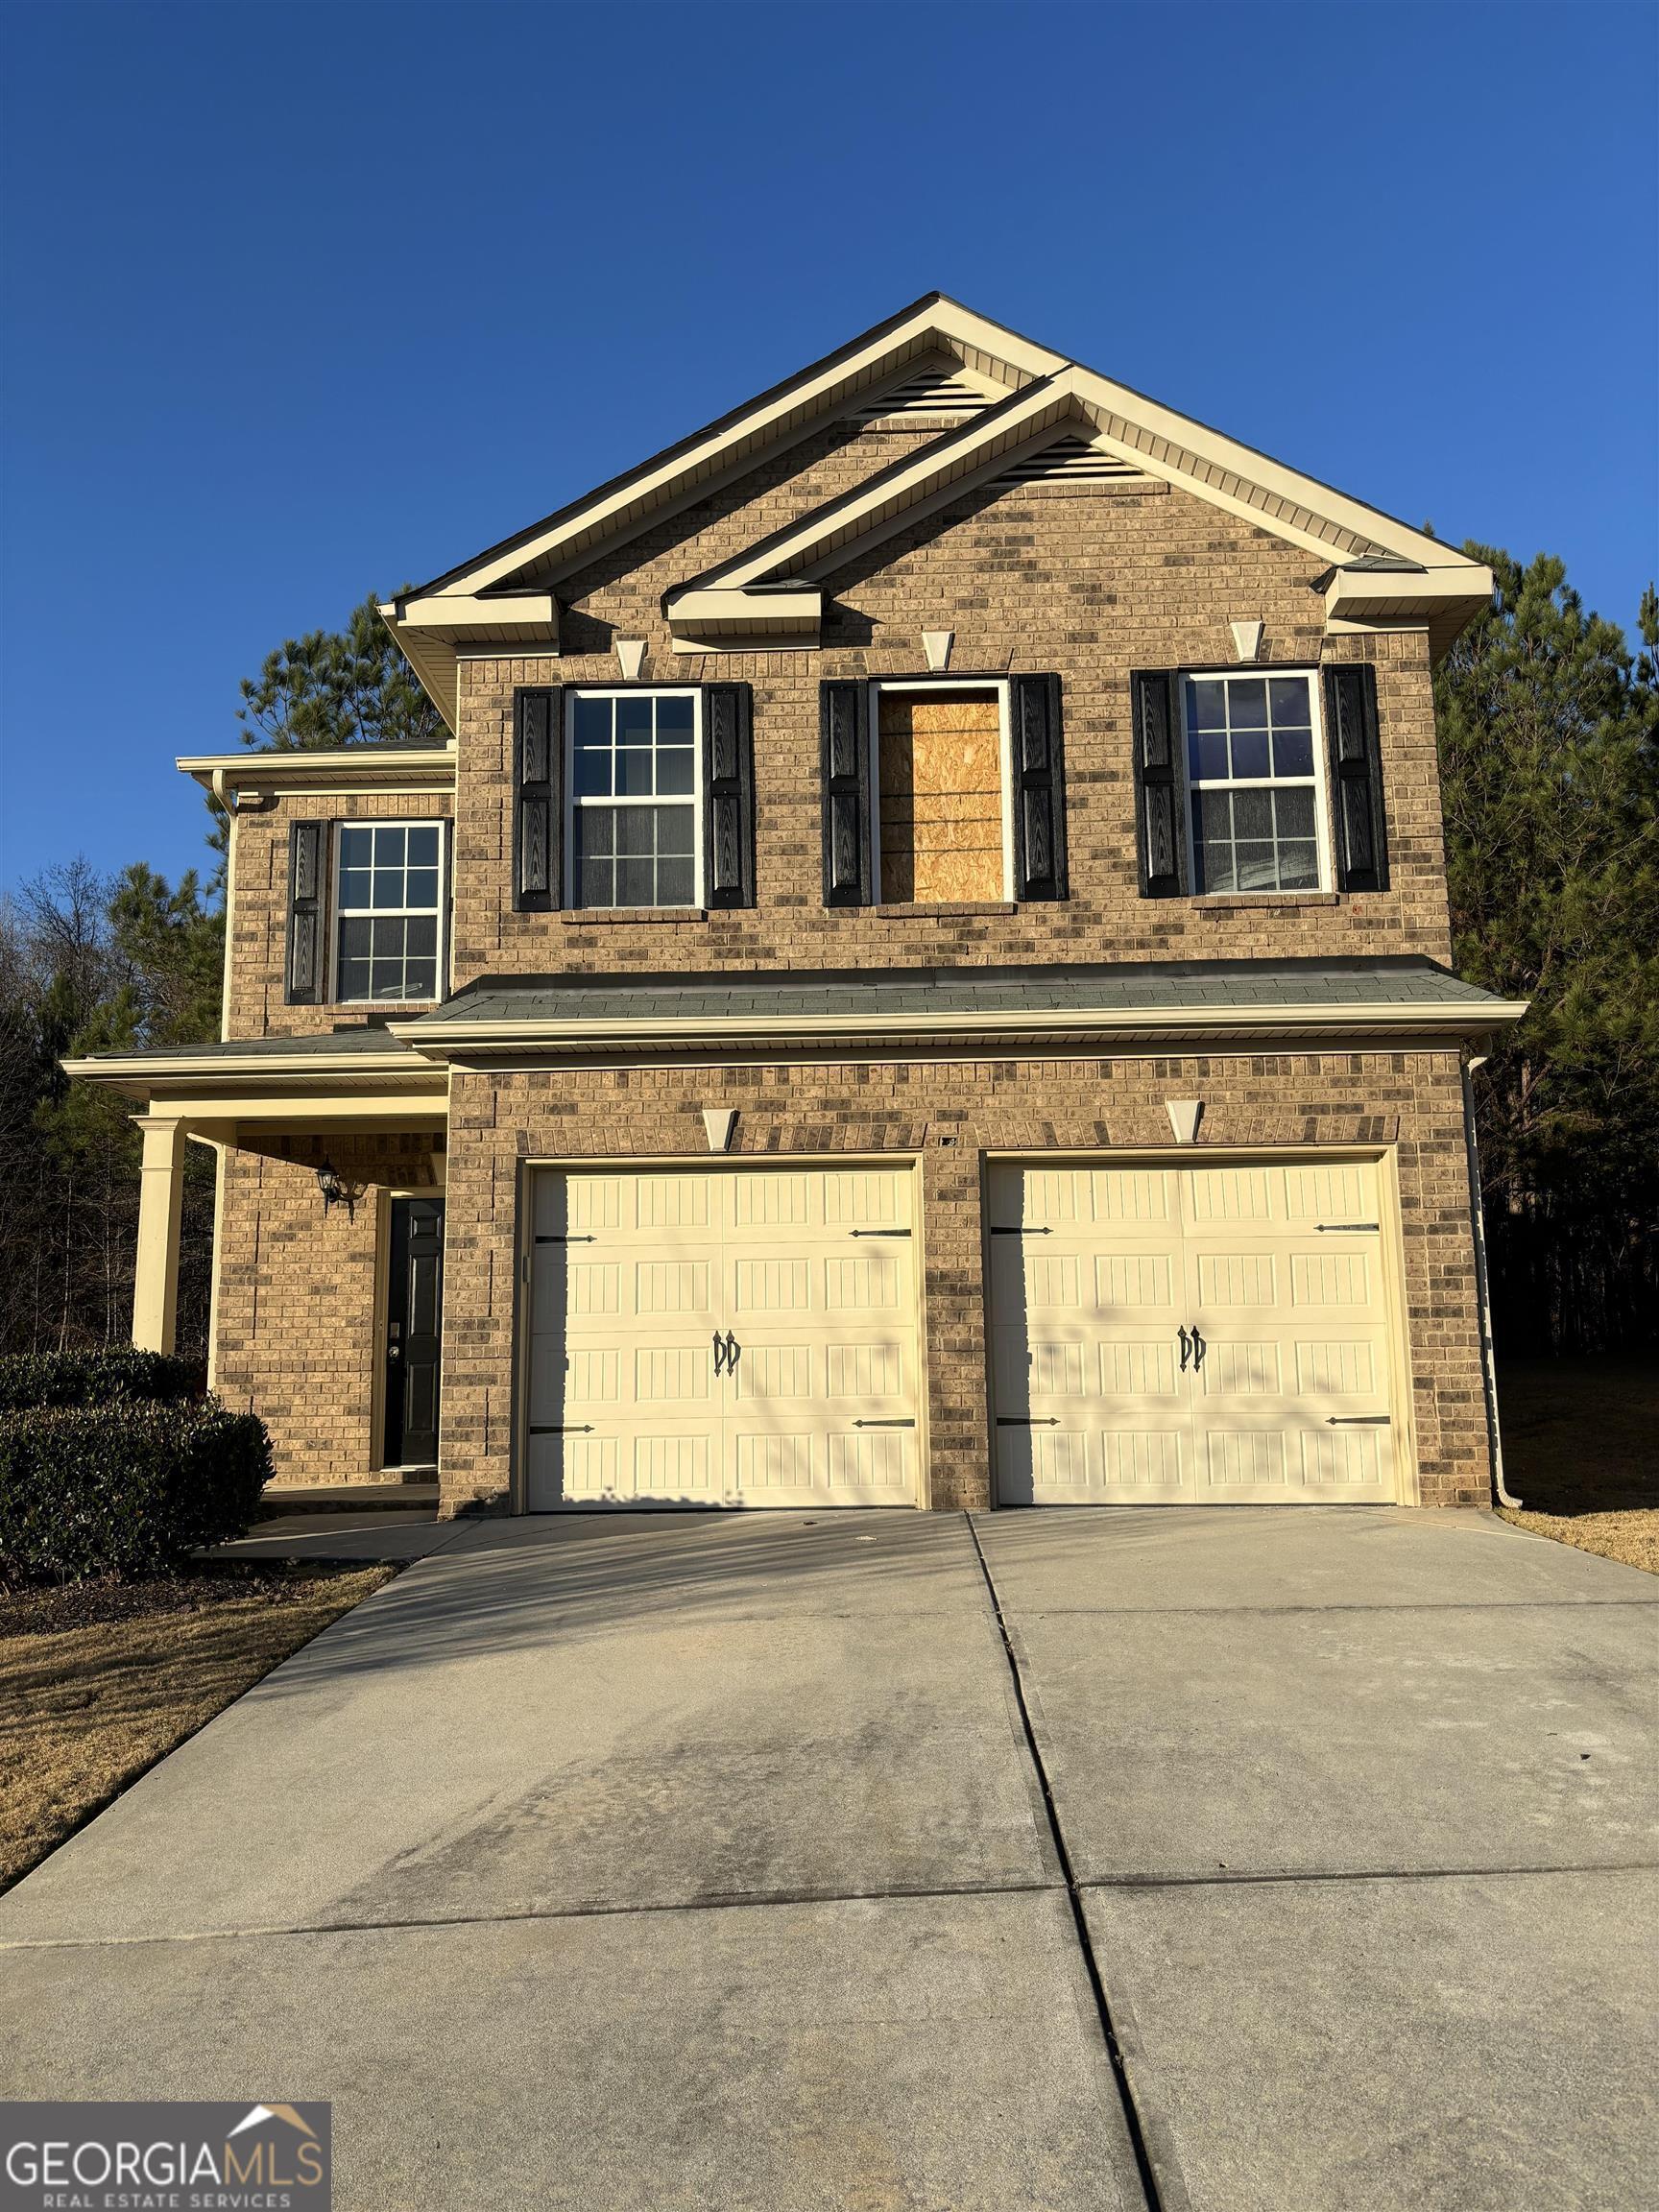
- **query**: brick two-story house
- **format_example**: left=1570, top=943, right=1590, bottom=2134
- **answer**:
left=71, top=296, right=1525, bottom=1516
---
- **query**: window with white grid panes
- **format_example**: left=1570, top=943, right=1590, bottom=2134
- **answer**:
left=1183, top=672, right=1328, bottom=894
left=334, top=823, right=444, bottom=1002
left=567, top=690, right=701, bottom=908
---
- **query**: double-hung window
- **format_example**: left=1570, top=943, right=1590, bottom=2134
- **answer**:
left=1183, top=673, right=1327, bottom=893
left=568, top=689, right=700, bottom=908
left=334, top=823, right=445, bottom=1002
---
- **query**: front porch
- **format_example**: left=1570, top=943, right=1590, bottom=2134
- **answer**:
left=64, top=1029, right=449, bottom=1488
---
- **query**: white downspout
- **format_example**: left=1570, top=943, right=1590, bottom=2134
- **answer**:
left=1462, top=1053, right=1521, bottom=1507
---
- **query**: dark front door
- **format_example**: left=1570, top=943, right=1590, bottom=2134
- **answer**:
left=385, top=1195, right=445, bottom=1468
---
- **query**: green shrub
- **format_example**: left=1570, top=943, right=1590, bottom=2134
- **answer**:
left=0, top=1349, right=205, bottom=1414
left=0, top=1399, right=272, bottom=1579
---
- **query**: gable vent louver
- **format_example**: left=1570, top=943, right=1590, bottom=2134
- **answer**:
left=996, top=434, right=1149, bottom=485
left=858, top=370, right=995, bottom=421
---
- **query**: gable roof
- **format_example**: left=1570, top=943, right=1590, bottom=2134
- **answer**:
left=380, top=294, right=1491, bottom=723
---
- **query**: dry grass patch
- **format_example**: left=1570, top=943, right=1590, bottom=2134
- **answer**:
left=1495, top=1357, right=1658, bottom=1575
left=0, top=1564, right=392, bottom=1894
left=1496, top=1507, right=1659, bottom=1575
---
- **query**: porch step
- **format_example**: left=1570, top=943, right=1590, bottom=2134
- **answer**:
left=257, top=1481, right=440, bottom=1519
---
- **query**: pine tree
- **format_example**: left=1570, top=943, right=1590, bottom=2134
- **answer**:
left=237, top=590, right=443, bottom=752
left=1435, top=547, right=1659, bottom=1350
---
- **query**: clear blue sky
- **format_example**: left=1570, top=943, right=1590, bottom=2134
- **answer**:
left=2, top=0, right=1654, bottom=892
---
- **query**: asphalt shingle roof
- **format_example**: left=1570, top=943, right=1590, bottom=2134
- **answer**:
left=406, top=957, right=1509, bottom=1030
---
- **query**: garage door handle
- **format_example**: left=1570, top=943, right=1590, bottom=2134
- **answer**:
left=1327, top=1414, right=1390, bottom=1426
left=1191, top=1326, right=1206, bottom=1371
left=854, top=1418, right=915, bottom=1428
left=724, top=1331, right=741, bottom=1373
left=712, top=1331, right=727, bottom=1375
left=1178, top=1326, right=1191, bottom=1372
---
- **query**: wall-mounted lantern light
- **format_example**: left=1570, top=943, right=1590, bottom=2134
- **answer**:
left=316, top=1158, right=361, bottom=1222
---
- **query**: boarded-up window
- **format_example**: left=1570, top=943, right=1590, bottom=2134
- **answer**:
left=877, top=688, right=1004, bottom=902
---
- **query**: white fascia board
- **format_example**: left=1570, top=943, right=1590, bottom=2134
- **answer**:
left=177, top=749, right=457, bottom=795
left=158, top=1093, right=448, bottom=1124
left=1322, top=565, right=1495, bottom=624
left=695, top=375, right=1077, bottom=594
left=392, top=998, right=1530, bottom=1057
left=425, top=302, right=1066, bottom=599
left=1061, top=363, right=1487, bottom=574
left=62, top=1052, right=445, bottom=1104
left=665, top=586, right=823, bottom=641
left=397, top=591, right=559, bottom=638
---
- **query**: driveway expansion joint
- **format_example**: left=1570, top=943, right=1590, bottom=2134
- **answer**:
left=994, top=1597, right=1659, bottom=1618
left=1081, top=1860, right=1659, bottom=1890
left=968, top=1515, right=1177, bottom=2212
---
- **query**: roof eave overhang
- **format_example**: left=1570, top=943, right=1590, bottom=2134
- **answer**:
left=61, top=1051, right=447, bottom=1107
left=664, top=585, right=824, bottom=651
left=1320, top=565, right=1494, bottom=661
left=178, top=749, right=458, bottom=799
left=390, top=998, right=1529, bottom=1063
left=408, top=297, right=1062, bottom=603
left=377, top=594, right=561, bottom=739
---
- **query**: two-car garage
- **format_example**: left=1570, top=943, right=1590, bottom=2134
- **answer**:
left=522, top=1156, right=1407, bottom=1511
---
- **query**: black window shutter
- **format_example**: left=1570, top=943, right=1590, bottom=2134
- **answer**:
left=1130, top=671, right=1187, bottom=898
left=1010, top=674, right=1068, bottom=901
left=703, top=683, right=755, bottom=907
left=1323, top=663, right=1389, bottom=892
left=820, top=681, right=871, bottom=906
left=514, top=686, right=561, bottom=911
left=285, top=820, right=325, bottom=1003
left=442, top=814, right=454, bottom=998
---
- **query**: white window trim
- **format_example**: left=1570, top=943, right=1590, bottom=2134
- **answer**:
left=865, top=678, right=1014, bottom=904
left=329, top=819, right=449, bottom=1008
left=564, top=686, right=706, bottom=911
left=1179, top=667, right=1334, bottom=896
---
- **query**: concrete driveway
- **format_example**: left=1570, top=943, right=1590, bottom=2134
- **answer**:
left=2, top=1508, right=1654, bottom=2210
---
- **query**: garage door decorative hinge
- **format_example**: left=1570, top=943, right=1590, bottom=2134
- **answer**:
left=1327, top=1415, right=1389, bottom=1425
left=1316, top=1222, right=1380, bottom=1233
left=997, top=1416, right=1059, bottom=1427
left=854, top=1418, right=915, bottom=1428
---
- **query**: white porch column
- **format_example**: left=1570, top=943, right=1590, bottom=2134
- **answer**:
left=132, top=1114, right=187, bottom=1353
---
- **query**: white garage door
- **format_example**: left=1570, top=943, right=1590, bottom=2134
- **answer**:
left=991, top=1160, right=1401, bottom=1505
left=526, top=1166, right=921, bottom=1508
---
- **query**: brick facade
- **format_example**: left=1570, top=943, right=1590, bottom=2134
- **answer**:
left=226, top=789, right=453, bottom=1042
left=432, top=1049, right=1487, bottom=1518
left=451, top=471, right=1452, bottom=982
left=205, top=407, right=1493, bottom=1510
left=212, top=1135, right=442, bottom=1482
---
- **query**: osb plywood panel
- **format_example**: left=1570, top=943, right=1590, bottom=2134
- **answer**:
left=878, top=690, right=1002, bottom=902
